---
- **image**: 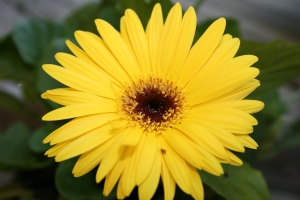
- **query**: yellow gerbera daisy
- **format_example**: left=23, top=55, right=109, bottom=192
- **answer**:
left=42, top=2, right=264, bottom=200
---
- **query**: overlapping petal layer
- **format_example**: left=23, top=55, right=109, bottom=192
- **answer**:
left=42, top=2, right=264, bottom=200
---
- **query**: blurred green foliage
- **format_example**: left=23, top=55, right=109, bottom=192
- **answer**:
left=55, top=158, right=116, bottom=200
left=200, top=163, right=270, bottom=200
left=1, top=0, right=300, bottom=199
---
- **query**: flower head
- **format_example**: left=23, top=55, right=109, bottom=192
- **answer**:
left=42, top=2, right=264, bottom=200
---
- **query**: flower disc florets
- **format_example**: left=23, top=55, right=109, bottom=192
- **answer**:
left=118, top=77, right=189, bottom=133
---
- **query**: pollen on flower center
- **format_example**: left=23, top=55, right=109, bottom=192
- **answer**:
left=118, top=77, right=189, bottom=132
left=134, top=87, right=176, bottom=123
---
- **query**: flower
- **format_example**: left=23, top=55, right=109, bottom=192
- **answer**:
left=42, top=2, right=264, bottom=200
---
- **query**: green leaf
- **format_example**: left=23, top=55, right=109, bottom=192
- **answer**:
left=0, top=91, right=37, bottom=118
left=237, top=40, right=300, bottom=96
left=0, top=35, right=33, bottom=81
left=12, top=19, right=65, bottom=66
left=200, top=163, right=270, bottom=200
left=65, top=1, right=122, bottom=32
left=0, top=122, right=36, bottom=166
left=55, top=158, right=116, bottom=200
left=0, top=122, right=53, bottom=170
left=0, top=35, right=42, bottom=102
left=260, top=90, right=287, bottom=120
left=28, top=124, right=56, bottom=153
left=269, top=118, right=300, bottom=155
left=36, top=38, right=68, bottom=95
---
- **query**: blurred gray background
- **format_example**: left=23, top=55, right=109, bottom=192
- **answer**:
left=0, top=0, right=300, bottom=199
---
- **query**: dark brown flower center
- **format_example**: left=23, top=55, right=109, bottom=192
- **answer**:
left=133, top=88, right=177, bottom=123
left=118, top=77, right=189, bottom=132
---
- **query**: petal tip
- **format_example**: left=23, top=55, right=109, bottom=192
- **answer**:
left=214, top=17, right=226, bottom=30
left=42, top=64, right=51, bottom=71
left=74, top=30, right=85, bottom=39
left=218, top=17, right=226, bottom=23
left=41, top=92, right=48, bottom=99
left=42, top=112, right=54, bottom=121
left=42, top=139, right=49, bottom=144
left=65, top=39, right=72, bottom=45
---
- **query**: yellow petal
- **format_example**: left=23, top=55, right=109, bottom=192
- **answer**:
left=138, top=151, right=161, bottom=200
left=199, top=38, right=241, bottom=75
left=42, top=104, right=116, bottom=121
left=211, top=80, right=261, bottom=102
left=55, top=123, right=122, bottom=162
left=176, top=121, right=227, bottom=159
left=95, top=19, right=141, bottom=79
left=187, top=113, right=254, bottom=135
left=188, top=165, right=204, bottom=200
left=160, top=136, right=191, bottom=194
left=49, top=113, right=118, bottom=144
left=164, top=128, right=202, bottom=169
left=120, top=16, right=142, bottom=75
left=192, top=103, right=258, bottom=125
left=66, top=40, right=91, bottom=63
left=187, top=109, right=254, bottom=134
left=55, top=52, right=116, bottom=86
left=117, top=180, right=126, bottom=199
left=42, top=113, right=113, bottom=143
left=121, top=127, right=143, bottom=146
left=74, top=31, right=130, bottom=83
left=169, top=6, right=197, bottom=78
left=125, top=9, right=151, bottom=74
left=235, top=134, right=258, bottom=149
left=190, top=68, right=259, bottom=105
left=158, top=2, right=182, bottom=75
left=73, top=135, right=117, bottom=177
left=225, top=149, right=243, bottom=166
left=103, top=148, right=129, bottom=196
left=136, top=133, right=157, bottom=185
left=42, top=64, right=115, bottom=99
left=41, top=88, right=71, bottom=106
left=188, top=38, right=241, bottom=85
left=196, top=146, right=224, bottom=176
left=118, top=147, right=136, bottom=197
left=218, top=100, right=264, bottom=114
left=42, top=114, right=73, bottom=143
left=66, top=39, right=122, bottom=84
left=119, top=133, right=146, bottom=196
left=147, top=3, right=163, bottom=74
left=188, top=54, right=258, bottom=90
left=107, top=119, right=129, bottom=130
left=45, top=141, right=69, bottom=157
left=190, top=67, right=259, bottom=105
left=178, top=18, right=226, bottom=84
left=41, top=92, right=48, bottom=99
left=218, top=34, right=232, bottom=46
left=44, top=88, right=114, bottom=106
left=96, top=132, right=128, bottom=183
left=161, top=156, right=176, bottom=200
left=198, top=121, right=245, bottom=152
